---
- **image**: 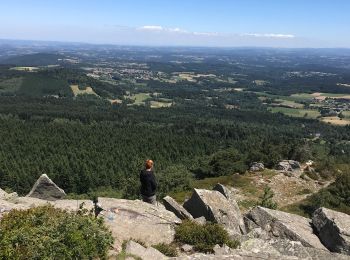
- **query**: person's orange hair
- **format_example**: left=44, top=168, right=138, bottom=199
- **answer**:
left=145, top=159, right=154, bottom=169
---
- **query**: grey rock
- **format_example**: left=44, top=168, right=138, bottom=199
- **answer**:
left=249, top=162, right=265, bottom=172
left=125, top=240, right=166, bottom=260
left=172, top=250, right=297, bottom=259
left=193, top=216, right=206, bottom=225
left=163, top=196, right=193, bottom=220
left=183, top=189, right=245, bottom=235
left=277, top=161, right=293, bottom=171
left=239, top=227, right=270, bottom=243
left=312, top=207, right=350, bottom=255
left=181, top=244, right=193, bottom=252
left=213, top=244, right=233, bottom=255
left=212, top=183, right=238, bottom=200
left=277, top=160, right=301, bottom=172
left=0, top=188, right=7, bottom=199
left=99, top=198, right=181, bottom=248
left=212, top=184, right=246, bottom=233
left=246, top=206, right=327, bottom=250
left=289, top=160, right=301, bottom=169
left=242, top=238, right=349, bottom=260
left=243, top=215, right=259, bottom=231
left=27, top=174, right=66, bottom=201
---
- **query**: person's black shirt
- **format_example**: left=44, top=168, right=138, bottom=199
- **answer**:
left=140, top=169, right=157, bottom=197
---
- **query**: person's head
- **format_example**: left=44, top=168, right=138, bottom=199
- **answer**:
left=145, top=159, right=154, bottom=170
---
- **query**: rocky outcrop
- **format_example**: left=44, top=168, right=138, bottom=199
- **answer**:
left=163, top=196, right=193, bottom=220
left=98, top=198, right=181, bottom=249
left=183, top=189, right=245, bottom=235
left=277, top=160, right=301, bottom=172
left=312, top=207, right=350, bottom=255
left=246, top=206, right=327, bottom=250
left=124, top=240, right=166, bottom=260
left=212, top=183, right=238, bottom=200
left=250, top=162, right=265, bottom=172
left=213, top=184, right=245, bottom=233
left=0, top=188, right=7, bottom=198
left=173, top=250, right=297, bottom=259
left=173, top=238, right=349, bottom=260
left=27, top=174, right=66, bottom=201
left=241, top=238, right=349, bottom=260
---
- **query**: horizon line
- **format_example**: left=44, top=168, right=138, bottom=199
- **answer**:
left=1, top=37, right=350, bottom=50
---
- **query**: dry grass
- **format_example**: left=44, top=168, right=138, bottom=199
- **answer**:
left=70, top=85, right=98, bottom=97
left=321, top=116, right=350, bottom=126
left=150, top=101, right=173, bottom=108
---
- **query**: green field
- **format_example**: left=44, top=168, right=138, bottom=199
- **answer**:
left=268, top=107, right=321, bottom=119
left=290, top=93, right=315, bottom=101
left=275, top=99, right=304, bottom=108
left=255, top=92, right=312, bottom=102
left=125, top=92, right=151, bottom=105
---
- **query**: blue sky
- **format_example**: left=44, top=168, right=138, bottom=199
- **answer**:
left=0, top=0, right=349, bottom=47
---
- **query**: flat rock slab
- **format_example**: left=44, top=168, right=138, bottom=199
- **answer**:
left=183, top=189, right=245, bottom=235
left=163, top=195, right=193, bottom=220
left=242, top=238, right=349, bottom=260
left=27, top=174, right=66, bottom=201
left=172, top=251, right=298, bottom=260
left=125, top=240, right=166, bottom=260
left=246, top=206, right=327, bottom=250
left=98, top=198, right=181, bottom=248
left=312, top=207, right=350, bottom=255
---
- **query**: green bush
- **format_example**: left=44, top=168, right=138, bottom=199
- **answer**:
left=306, top=173, right=350, bottom=214
left=175, top=220, right=240, bottom=253
left=0, top=205, right=113, bottom=259
left=259, top=186, right=277, bottom=209
left=152, top=243, right=178, bottom=257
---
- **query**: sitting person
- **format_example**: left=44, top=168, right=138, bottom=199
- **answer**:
left=139, top=159, right=157, bottom=205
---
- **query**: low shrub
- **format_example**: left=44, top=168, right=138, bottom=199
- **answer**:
left=0, top=205, right=113, bottom=259
left=259, top=186, right=277, bottom=209
left=152, top=243, right=178, bottom=257
left=174, top=220, right=240, bottom=253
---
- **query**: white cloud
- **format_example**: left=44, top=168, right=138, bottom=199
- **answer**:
left=138, top=25, right=190, bottom=34
left=243, top=33, right=295, bottom=39
left=139, top=25, right=164, bottom=31
left=193, top=32, right=219, bottom=37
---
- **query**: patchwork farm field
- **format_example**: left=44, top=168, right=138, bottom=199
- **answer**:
left=268, top=107, right=321, bottom=119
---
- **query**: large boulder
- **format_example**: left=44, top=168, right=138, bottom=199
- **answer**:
left=183, top=189, right=245, bottom=235
left=27, top=174, right=66, bottom=201
left=163, top=196, right=193, bottom=220
left=124, top=240, right=166, bottom=260
left=312, top=207, right=350, bottom=255
left=98, top=198, right=181, bottom=249
left=250, top=162, right=265, bottom=172
left=277, top=161, right=293, bottom=171
left=276, top=160, right=301, bottom=172
left=289, top=160, right=301, bottom=170
left=213, top=184, right=245, bottom=233
left=246, top=206, right=327, bottom=250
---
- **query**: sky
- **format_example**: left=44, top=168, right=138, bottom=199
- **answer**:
left=0, top=0, right=349, bottom=48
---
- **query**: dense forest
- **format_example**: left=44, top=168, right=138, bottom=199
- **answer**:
left=0, top=96, right=349, bottom=199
